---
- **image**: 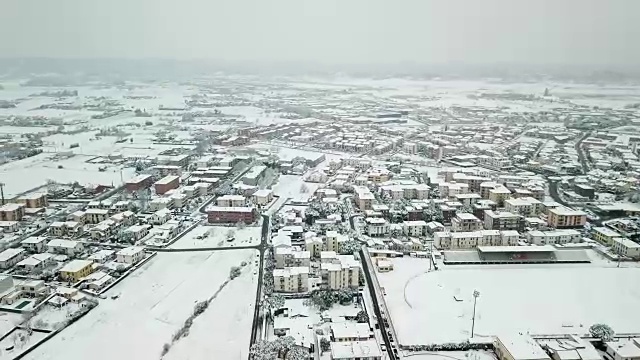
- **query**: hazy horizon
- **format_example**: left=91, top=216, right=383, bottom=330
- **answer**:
left=2, top=0, right=639, bottom=69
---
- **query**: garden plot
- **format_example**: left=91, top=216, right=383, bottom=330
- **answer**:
left=376, top=257, right=640, bottom=345
left=23, top=249, right=258, bottom=360
left=169, top=224, right=262, bottom=249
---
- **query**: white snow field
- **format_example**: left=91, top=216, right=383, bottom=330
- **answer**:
left=168, top=224, right=261, bottom=249
left=272, top=175, right=320, bottom=202
left=24, top=249, right=258, bottom=360
left=377, top=257, right=640, bottom=345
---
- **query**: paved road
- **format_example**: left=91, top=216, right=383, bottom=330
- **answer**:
left=575, top=131, right=592, bottom=174
left=249, top=213, right=269, bottom=351
left=359, top=247, right=397, bottom=360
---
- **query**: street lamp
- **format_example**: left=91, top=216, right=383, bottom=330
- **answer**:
left=471, top=290, right=480, bottom=338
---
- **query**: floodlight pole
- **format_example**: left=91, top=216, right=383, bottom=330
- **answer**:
left=471, top=290, right=480, bottom=338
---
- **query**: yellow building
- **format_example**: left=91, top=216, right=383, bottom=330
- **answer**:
left=592, top=226, right=622, bottom=245
left=59, top=260, right=94, bottom=282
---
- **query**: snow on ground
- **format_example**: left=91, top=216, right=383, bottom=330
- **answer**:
left=272, top=175, right=320, bottom=202
left=163, top=261, right=257, bottom=360
left=404, top=350, right=498, bottom=360
left=30, top=303, right=83, bottom=331
left=0, top=152, right=135, bottom=197
left=245, top=142, right=345, bottom=164
left=377, top=257, right=640, bottom=345
left=24, top=249, right=258, bottom=360
left=0, top=312, right=22, bottom=337
left=0, top=328, right=48, bottom=360
left=169, top=224, right=261, bottom=249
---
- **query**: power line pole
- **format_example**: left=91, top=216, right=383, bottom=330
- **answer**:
left=0, top=182, right=5, bottom=205
left=471, top=290, right=480, bottom=338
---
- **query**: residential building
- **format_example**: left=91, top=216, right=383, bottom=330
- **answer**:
left=611, top=237, right=640, bottom=259
left=305, top=236, right=323, bottom=258
left=489, top=186, right=512, bottom=207
left=274, top=248, right=311, bottom=268
left=85, top=209, right=110, bottom=224
left=16, top=193, right=48, bottom=208
left=0, top=221, right=18, bottom=233
left=252, top=189, right=273, bottom=206
left=0, top=203, right=25, bottom=221
left=505, top=197, right=543, bottom=216
left=434, top=230, right=519, bottom=249
left=207, top=206, right=257, bottom=224
left=330, top=322, right=372, bottom=342
left=605, top=340, right=640, bottom=360
left=59, top=259, right=94, bottom=282
left=47, top=239, right=84, bottom=256
left=17, top=279, right=48, bottom=297
left=88, top=249, right=115, bottom=263
left=123, top=225, right=151, bottom=242
left=154, top=175, right=180, bottom=195
left=116, top=246, right=146, bottom=264
left=326, top=231, right=348, bottom=253
left=527, top=230, right=581, bottom=245
left=547, top=207, right=587, bottom=229
left=217, top=195, right=247, bottom=207
left=21, top=236, right=47, bottom=253
left=484, top=210, right=524, bottom=232
left=353, top=186, right=375, bottom=211
left=125, top=174, right=154, bottom=192
left=84, top=271, right=115, bottom=291
left=242, top=165, right=267, bottom=186
left=451, top=213, right=483, bottom=232
left=0, top=248, right=26, bottom=269
left=48, top=221, right=83, bottom=238
left=403, top=220, right=427, bottom=237
left=150, top=208, right=172, bottom=225
left=149, top=197, right=173, bottom=211
left=592, top=226, right=622, bottom=245
left=366, top=218, right=389, bottom=237
left=273, top=267, right=309, bottom=293
left=321, top=254, right=359, bottom=290
left=542, top=335, right=601, bottom=360
left=494, top=335, right=551, bottom=360
left=330, top=340, right=382, bottom=360
left=152, top=165, right=183, bottom=177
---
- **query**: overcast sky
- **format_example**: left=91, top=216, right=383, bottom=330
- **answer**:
left=1, top=0, right=638, bottom=67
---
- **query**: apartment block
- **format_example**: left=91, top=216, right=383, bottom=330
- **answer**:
left=527, top=229, right=581, bottom=245
left=504, top=197, right=542, bottom=216
left=611, top=237, right=640, bottom=259
left=216, top=195, right=247, bottom=207
left=451, top=213, right=483, bottom=232
left=273, top=267, right=310, bottom=293
left=353, top=186, right=375, bottom=211
left=484, top=210, right=524, bottom=232
left=434, top=230, right=520, bottom=249
left=274, top=247, right=311, bottom=269
left=0, top=203, right=25, bottom=221
left=320, top=254, right=360, bottom=290
left=365, top=217, right=388, bottom=236
left=403, top=220, right=427, bottom=237
left=591, top=226, right=622, bottom=245
left=547, top=207, right=587, bottom=229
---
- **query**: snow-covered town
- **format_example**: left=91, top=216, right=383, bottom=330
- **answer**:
left=0, top=71, right=637, bottom=360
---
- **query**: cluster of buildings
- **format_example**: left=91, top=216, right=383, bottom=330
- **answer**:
left=271, top=230, right=360, bottom=293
